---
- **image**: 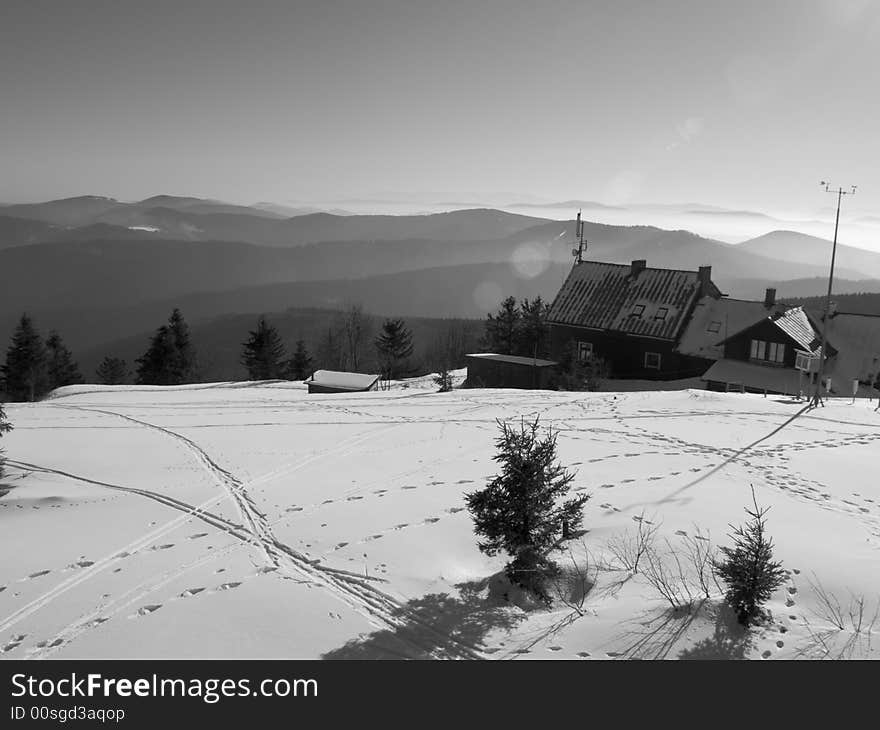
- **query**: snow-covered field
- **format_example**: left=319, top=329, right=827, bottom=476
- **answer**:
left=2, top=379, right=879, bottom=660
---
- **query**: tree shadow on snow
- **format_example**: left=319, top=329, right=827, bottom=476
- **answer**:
left=322, top=576, right=526, bottom=660
left=677, top=603, right=753, bottom=660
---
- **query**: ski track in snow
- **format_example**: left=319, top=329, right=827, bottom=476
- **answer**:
left=3, top=388, right=879, bottom=659
left=2, top=401, right=489, bottom=660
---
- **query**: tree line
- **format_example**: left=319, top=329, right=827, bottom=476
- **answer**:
left=0, top=304, right=474, bottom=401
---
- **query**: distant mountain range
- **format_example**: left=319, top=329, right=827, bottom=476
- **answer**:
left=3, top=193, right=880, bottom=381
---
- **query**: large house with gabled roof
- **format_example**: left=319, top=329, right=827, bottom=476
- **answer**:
left=546, top=258, right=722, bottom=379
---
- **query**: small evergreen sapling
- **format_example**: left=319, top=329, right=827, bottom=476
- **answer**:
left=714, top=488, right=786, bottom=627
left=466, top=417, right=589, bottom=603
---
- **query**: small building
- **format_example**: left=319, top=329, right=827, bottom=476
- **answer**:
left=700, top=306, right=829, bottom=395
left=306, top=370, right=380, bottom=394
left=547, top=259, right=721, bottom=379
left=465, top=353, right=559, bottom=390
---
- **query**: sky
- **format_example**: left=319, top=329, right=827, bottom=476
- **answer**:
left=1, top=0, right=878, bottom=217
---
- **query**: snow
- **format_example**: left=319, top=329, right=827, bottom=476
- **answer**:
left=2, top=381, right=879, bottom=660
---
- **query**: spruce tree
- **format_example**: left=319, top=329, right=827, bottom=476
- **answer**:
left=375, top=318, right=414, bottom=385
left=166, top=308, right=197, bottom=383
left=714, top=489, right=786, bottom=627
left=483, top=296, right=521, bottom=355
left=241, top=315, right=287, bottom=380
left=287, top=340, right=313, bottom=380
left=518, top=296, right=550, bottom=359
left=1, top=314, right=48, bottom=402
left=46, top=332, right=83, bottom=390
left=136, top=309, right=197, bottom=385
left=96, top=357, right=128, bottom=385
left=466, top=417, right=589, bottom=602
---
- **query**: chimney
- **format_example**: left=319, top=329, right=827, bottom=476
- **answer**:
left=697, top=265, right=712, bottom=295
left=630, top=259, right=646, bottom=276
left=764, top=287, right=776, bottom=308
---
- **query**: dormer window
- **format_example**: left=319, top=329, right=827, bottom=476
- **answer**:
left=654, top=307, right=669, bottom=321
left=707, top=321, right=722, bottom=333
left=630, top=304, right=646, bottom=318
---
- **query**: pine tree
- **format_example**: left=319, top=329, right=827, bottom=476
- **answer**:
left=135, top=325, right=175, bottom=385
left=166, top=308, right=197, bottom=383
left=287, top=340, right=313, bottom=380
left=375, top=318, right=414, bottom=386
left=0, top=402, right=12, bottom=481
left=714, top=489, right=786, bottom=627
left=46, top=332, right=83, bottom=390
left=1, top=313, right=48, bottom=402
left=518, top=297, right=551, bottom=359
left=136, top=309, right=197, bottom=385
left=96, top=357, right=128, bottom=385
left=483, top=296, right=521, bottom=355
left=552, top=339, right=607, bottom=391
left=466, top=417, right=589, bottom=602
left=241, top=315, right=287, bottom=380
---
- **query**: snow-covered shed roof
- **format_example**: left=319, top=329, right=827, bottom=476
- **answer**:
left=465, top=353, right=558, bottom=367
left=307, top=370, right=380, bottom=391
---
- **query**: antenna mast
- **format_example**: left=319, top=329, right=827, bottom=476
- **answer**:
left=809, top=182, right=857, bottom=409
left=571, top=209, right=587, bottom=264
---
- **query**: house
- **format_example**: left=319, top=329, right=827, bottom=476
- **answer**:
left=306, top=370, right=380, bottom=394
left=547, top=259, right=721, bottom=379
left=675, top=288, right=788, bottom=365
left=700, top=306, right=829, bottom=395
left=465, top=353, right=559, bottom=390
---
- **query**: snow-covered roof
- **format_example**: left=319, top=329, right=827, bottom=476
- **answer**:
left=307, top=370, right=380, bottom=390
left=701, top=358, right=802, bottom=395
left=676, top=296, right=787, bottom=360
left=465, top=353, right=558, bottom=367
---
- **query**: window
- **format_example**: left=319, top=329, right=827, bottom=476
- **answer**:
left=577, top=341, right=593, bottom=362
left=750, top=339, right=785, bottom=364
left=630, top=304, right=646, bottom=318
left=654, top=307, right=669, bottom=321
left=644, top=352, right=661, bottom=370
left=707, top=321, right=722, bottom=333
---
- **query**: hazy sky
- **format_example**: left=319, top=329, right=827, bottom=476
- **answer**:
left=2, top=0, right=878, bottom=214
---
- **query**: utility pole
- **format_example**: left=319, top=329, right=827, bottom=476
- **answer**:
left=809, top=182, right=857, bottom=408
left=571, top=210, right=587, bottom=264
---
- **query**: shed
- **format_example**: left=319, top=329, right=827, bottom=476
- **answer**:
left=465, top=353, right=559, bottom=390
left=306, top=370, right=380, bottom=394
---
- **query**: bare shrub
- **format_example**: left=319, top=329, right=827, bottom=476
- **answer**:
left=641, top=529, right=722, bottom=612
left=799, top=575, right=880, bottom=659
left=549, top=540, right=597, bottom=616
left=605, top=512, right=660, bottom=574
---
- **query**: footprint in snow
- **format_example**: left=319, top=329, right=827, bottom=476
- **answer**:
left=346, top=496, right=363, bottom=501
left=675, top=530, right=688, bottom=537
left=137, top=604, right=162, bottom=617
left=446, top=507, right=465, bottom=514
left=188, top=533, right=208, bottom=540
left=548, top=646, right=563, bottom=652
left=180, top=588, right=205, bottom=598
left=401, top=485, right=417, bottom=490
left=218, top=582, right=242, bottom=591
left=150, top=543, right=175, bottom=551
left=25, top=570, right=51, bottom=580
left=423, top=518, right=440, bottom=524
left=577, top=652, right=590, bottom=658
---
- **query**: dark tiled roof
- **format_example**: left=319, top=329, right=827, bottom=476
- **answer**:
left=547, top=261, right=715, bottom=340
